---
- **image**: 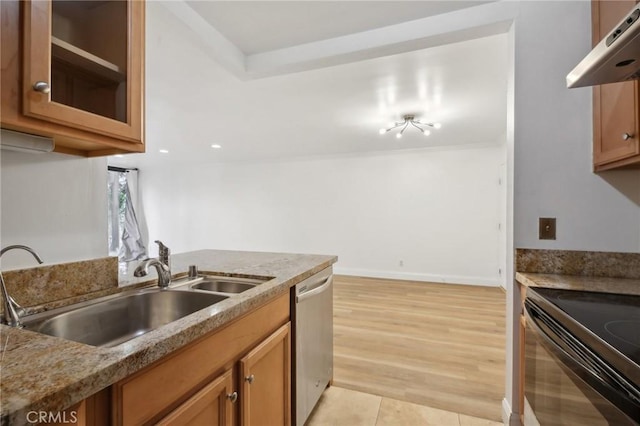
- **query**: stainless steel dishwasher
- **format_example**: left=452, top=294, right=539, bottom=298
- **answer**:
left=293, top=266, right=333, bottom=426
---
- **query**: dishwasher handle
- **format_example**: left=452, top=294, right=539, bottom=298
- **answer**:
left=296, top=276, right=333, bottom=303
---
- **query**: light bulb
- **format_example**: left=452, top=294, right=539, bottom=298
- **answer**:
left=433, top=123, right=442, bottom=129
left=396, top=133, right=402, bottom=139
left=379, top=128, right=387, bottom=135
left=423, top=129, right=431, bottom=136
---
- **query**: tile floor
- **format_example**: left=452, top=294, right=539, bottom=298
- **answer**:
left=306, top=387, right=503, bottom=426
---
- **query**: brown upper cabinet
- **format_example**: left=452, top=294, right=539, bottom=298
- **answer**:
left=1, top=0, right=145, bottom=157
left=592, top=0, right=640, bottom=171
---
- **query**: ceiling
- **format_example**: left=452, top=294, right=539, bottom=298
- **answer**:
left=186, top=1, right=494, bottom=54
left=111, top=1, right=509, bottom=167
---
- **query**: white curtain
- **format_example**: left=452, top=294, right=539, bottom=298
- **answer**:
left=108, top=169, right=147, bottom=261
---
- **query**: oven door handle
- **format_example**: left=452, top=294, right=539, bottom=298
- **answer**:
left=525, top=299, right=640, bottom=420
left=525, top=300, right=602, bottom=377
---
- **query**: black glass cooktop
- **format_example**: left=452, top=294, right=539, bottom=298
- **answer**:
left=532, top=287, right=640, bottom=366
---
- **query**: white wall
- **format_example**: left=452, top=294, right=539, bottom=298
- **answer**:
left=0, top=149, right=108, bottom=269
left=504, top=19, right=518, bottom=426
left=140, top=145, right=505, bottom=286
left=128, top=1, right=507, bottom=286
left=513, top=1, right=640, bottom=252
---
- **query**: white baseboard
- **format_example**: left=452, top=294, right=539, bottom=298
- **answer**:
left=333, top=267, right=501, bottom=287
left=502, top=398, right=522, bottom=426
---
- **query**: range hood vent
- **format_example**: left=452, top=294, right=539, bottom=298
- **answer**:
left=567, top=5, right=640, bottom=88
left=0, top=129, right=54, bottom=153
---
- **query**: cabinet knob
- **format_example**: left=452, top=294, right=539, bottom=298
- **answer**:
left=32, top=81, right=50, bottom=94
left=227, top=391, right=238, bottom=403
left=245, top=374, right=255, bottom=384
left=623, top=133, right=633, bottom=140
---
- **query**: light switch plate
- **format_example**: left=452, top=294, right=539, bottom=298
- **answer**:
left=539, top=217, right=556, bottom=240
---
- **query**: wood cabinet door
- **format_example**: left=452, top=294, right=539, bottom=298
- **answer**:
left=592, top=0, right=640, bottom=168
left=47, top=388, right=111, bottom=426
left=239, top=323, right=291, bottom=426
left=157, top=369, right=235, bottom=426
left=22, top=0, right=144, bottom=144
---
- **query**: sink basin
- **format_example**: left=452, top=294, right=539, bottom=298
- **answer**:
left=22, top=289, right=228, bottom=347
left=191, top=279, right=258, bottom=294
left=170, top=274, right=269, bottom=294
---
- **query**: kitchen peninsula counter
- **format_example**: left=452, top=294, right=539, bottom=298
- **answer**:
left=0, top=250, right=337, bottom=424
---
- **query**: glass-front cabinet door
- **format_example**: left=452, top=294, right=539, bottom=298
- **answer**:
left=22, top=0, right=143, bottom=143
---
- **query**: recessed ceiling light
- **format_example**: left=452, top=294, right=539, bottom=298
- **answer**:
left=159, top=149, right=169, bottom=154
left=211, top=144, right=222, bottom=149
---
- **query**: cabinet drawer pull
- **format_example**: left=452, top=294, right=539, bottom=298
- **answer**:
left=32, top=81, right=50, bottom=94
left=245, top=374, right=255, bottom=384
left=623, top=133, right=633, bottom=140
left=227, top=391, right=238, bottom=403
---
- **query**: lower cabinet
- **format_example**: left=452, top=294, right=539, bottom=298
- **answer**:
left=518, top=285, right=527, bottom=426
left=156, top=323, right=291, bottom=426
left=111, top=293, right=291, bottom=426
left=157, top=369, right=235, bottom=426
left=240, top=324, right=291, bottom=426
left=46, top=389, right=111, bottom=426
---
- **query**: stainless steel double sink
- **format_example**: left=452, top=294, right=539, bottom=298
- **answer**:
left=21, top=274, right=269, bottom=348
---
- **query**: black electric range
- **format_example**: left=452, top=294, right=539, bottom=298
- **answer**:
left=528, top=287, right=640, bottom=385
left=525, top=287, right=640, bottom=425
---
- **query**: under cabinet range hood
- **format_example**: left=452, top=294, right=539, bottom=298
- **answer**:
left=0, top=129, right=54, bottom=153
left=567, top=4, right=640, bottom=88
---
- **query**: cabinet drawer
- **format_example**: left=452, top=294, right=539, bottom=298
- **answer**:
left=113, top=292, right=289, bottom=425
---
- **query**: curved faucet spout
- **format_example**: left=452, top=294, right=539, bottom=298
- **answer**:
left=0, top=245, right=44, bottom=327
left=134, top=258, right=172, bottom=289
left=0, top=245, right=44, bottom=264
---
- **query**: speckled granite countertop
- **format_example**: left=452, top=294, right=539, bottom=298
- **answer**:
left=516, top=272, right=640, bottom=296
left=0, top=250, right=337, bottom=424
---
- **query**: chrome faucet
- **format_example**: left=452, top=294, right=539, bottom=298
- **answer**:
left=0, top=245, right=44, bottom=327
left=134, top=258, right=172, bottom=289
left=155, top=240, right=170, bottom=271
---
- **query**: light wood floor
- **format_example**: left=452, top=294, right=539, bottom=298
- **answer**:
left=332, top=275, right=506, bottom=422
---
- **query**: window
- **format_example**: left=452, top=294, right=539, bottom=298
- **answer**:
left=107, top=167, right=146, bottom=261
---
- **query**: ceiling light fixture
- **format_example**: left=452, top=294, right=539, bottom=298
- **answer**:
left=159, top=149, right=169, bottom=154
left=379, top=114, right=441, bottom=139
left=211, top=144, right=222, bottom=149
